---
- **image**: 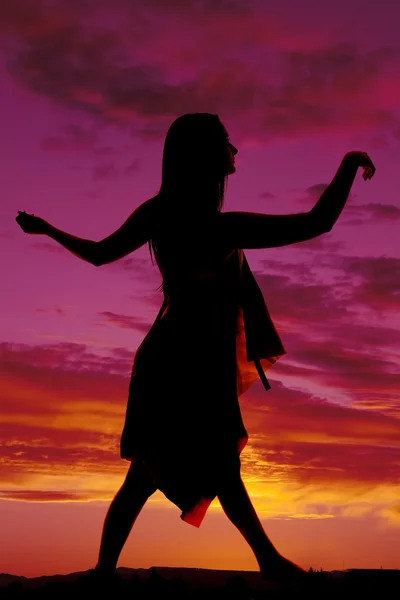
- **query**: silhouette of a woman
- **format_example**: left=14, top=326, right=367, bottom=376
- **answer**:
left=16, top=113, right=375, bottom=582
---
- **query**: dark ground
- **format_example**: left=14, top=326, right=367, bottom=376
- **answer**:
left=1, top=566, right=399, bottom=599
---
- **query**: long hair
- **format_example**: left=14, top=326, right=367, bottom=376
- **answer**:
left=149, top=113, right=229, bottom=270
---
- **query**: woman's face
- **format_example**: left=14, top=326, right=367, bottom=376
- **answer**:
left=220, top=124, right=238, bottom=175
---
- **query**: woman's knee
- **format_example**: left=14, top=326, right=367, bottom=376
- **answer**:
left=124, top=458, right=157, bottom=496
left=218, top=469, right=243, bottom=495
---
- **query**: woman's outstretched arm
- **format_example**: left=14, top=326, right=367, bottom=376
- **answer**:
left=45, top=226, right=98, bottom=264
left=220, top=151, right=375, bottom=250
left=94, top=198, right=154, bottom=266
left=43, top=198, right=154, bottom=266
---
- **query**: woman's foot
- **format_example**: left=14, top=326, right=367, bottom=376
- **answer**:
left=75, top=566, right=124, bottom=592
left=260, top=554, right=309, bottom=584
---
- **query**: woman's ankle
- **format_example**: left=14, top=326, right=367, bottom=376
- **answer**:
left=94, top=562, right=117, bottom=576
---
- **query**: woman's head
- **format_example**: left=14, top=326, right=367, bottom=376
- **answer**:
left=158, top=113, right=238, bottom=211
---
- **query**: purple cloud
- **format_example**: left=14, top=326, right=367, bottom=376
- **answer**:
left=2, top=1, right=400, bottom=142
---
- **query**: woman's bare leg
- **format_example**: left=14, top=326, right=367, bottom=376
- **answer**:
left=96, top=459, right=157, bottom=574
left=217, top=474, right=306, bottom=579
left=217, top=473, right=279, bottom=568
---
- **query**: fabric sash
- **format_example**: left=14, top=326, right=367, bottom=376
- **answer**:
left=236, top=250, right=286, bottom=395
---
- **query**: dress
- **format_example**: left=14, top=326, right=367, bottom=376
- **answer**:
left=120, top=209, right=286, bottom=527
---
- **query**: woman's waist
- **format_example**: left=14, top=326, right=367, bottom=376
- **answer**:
left=164, top=295, right=240, bottom=319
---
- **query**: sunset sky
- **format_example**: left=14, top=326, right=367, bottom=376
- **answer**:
left=1, top=0, right=400, bottom=578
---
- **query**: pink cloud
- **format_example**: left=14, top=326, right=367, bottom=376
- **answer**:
left=40, top=123, right=98, bottom=152
left=362, top=203, right=400, bottom=220
left=339, top=256, right=400, bottom=312
left=0, top=490, right=92, bottom=501
left=98, top=310, right=153, bottom=333
left=30, top=241, right=68, bottom=255
left=92, top=162, right=118, bottom=181
left=124, top=159, right=140, bottom=175
left=0, top=340, right=133, bottom=380
left=341, top=203, right=400, bottom=226
left=259, top=191, right=276, bottom=200
left=294, top=184, right=329, bottom=208
left=36, top=305, right=68, bottom=317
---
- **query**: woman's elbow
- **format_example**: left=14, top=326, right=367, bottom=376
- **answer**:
left=308, top=214, right=332, bottom=235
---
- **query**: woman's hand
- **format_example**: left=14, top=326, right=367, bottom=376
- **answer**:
left=16, top=211, right=50, bottom=235
left=344, top=151, right=376, bottom=181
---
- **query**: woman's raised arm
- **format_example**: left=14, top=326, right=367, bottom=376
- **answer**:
left=220, top=151, right=375, bottom=250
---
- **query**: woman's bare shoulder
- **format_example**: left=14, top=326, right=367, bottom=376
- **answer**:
left=143, top=194, right=160, bottom=212
left=137, top=195, right=162, bottom=227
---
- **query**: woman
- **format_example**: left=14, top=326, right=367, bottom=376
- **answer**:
left=16, top=113, right=375, bottom=582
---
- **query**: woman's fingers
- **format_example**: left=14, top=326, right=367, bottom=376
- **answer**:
left=363, top=155, right=375, bottom=171
left=362, top=166, right=375, bottom=181
left=16, top=212, right=47, bottom=234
